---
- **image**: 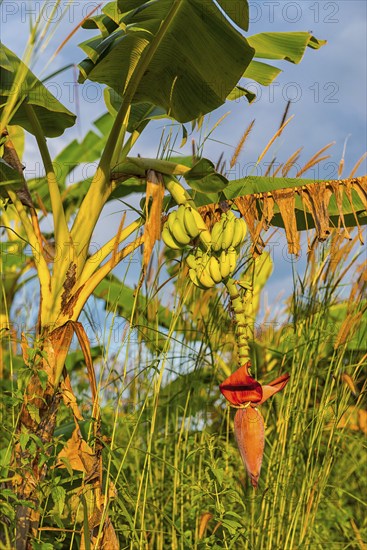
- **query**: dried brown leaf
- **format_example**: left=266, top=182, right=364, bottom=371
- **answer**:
left=273, top=189, right=300, bottom=255
left=235, top=196, right=265, bottom=256
left=60, top=373, right=83, bottom=421
left=199, top=512, right=213, bottom=539
left=143, top=170, right=165, bottom=272
left=301, top=183, right=333, bottom=240
left=58, top=427, right=98, bottom=475
left=337, top=407, right=367, bottom=435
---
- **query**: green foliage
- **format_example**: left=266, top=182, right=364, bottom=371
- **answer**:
left=0, top=43, right=76, bottom=137
left=78, top=0, right=255, bottom=122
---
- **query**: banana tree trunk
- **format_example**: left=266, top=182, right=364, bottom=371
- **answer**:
left=13, top=323, right=74, bottom=549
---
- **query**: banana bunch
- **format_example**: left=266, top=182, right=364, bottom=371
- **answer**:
left=161, top=204, right=212, bottom=250
left=186, top=246, right=239, bottom=289
left=211, top=211, right=247, bottom=252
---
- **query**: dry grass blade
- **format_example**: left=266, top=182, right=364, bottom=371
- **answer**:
left=256, top=115, right=294, bottom=166
left=296, top=142, right=335, bottom=177
left=51, top=3, right=103, bottom=60
left=264, top=158, right=277, bottom=177
left=282, top=147, right=303, bottom=176
left=279, top=99, right=291, bottom=130
left=338, top=135, right=350, bottom=178
left=273, top=163, right=284, bottom=177
left=230, top=119, right=255, bottom=168
left=350, top=152, right=367, bottom=178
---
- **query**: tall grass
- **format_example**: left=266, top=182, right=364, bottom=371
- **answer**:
left=66, top=233, right=365, bottom=550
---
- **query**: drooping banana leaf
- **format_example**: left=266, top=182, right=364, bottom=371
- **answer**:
left=0, top=43, right=76, bottom=137
left=238, top=32, right=327, bottom=95
left=78, top=0, right=255, bottom=122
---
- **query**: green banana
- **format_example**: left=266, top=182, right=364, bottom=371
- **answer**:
left=171, top=218, right=191, bottom=246
left=188, top=207, right=208, bottom=232
left=219, top=250, right=231, bottom=279
left=232, top=294, right=244, bottom=314
left=161, top=222, right=182, bottom=250
left=228, top=246, right=237, bottom=273
left=208, top=255, right=223, bottom=284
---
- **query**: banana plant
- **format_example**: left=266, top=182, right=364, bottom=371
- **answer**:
left=0, top=0, right=365, bottom=547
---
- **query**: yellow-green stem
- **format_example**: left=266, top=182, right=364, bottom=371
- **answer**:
left=23, top=104, right=70, bottom=249
left=79, top=218, right=143, bottom=286
left=71, top=1, right=183, bottom=260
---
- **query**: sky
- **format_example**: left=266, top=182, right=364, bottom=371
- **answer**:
left=1, top=0, right=366, bottom=322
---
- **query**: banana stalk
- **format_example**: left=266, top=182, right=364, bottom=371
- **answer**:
left=225, top=277, right=254, bottom=364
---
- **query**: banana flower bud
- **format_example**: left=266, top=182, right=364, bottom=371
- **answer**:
left=220, top=362, right=290, bottom=487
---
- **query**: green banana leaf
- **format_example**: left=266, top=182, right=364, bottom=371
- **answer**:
left=0, top=43, right=76, bottom=137
left=78, top=0, right=255, bottom=122
left=235, top=32, right=326, bottom=95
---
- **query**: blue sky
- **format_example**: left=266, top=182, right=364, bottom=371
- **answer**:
left=1, top=0, right=366, bottom=313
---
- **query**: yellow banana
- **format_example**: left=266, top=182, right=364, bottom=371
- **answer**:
left=166, top=209, right=177, bottom=233
left=209, top=255, right=223, bottom=284
left=232, top=218, right=244, bottom=248
left=239, top=217, right=247, bottom=239
left=222, top=215, right=235, bottom=250
left=185, top=206, right=212, bottom=248
left=171, top=218, right=191, bottom=246
left=186, top=253, right=198, bottom=270
left=176, top=204, right=186, bottom=223
left=161, top=223, right=182, bottom=250
left=211, top=219, right=225, bottom=251
left=189, top=268, right=203, bottom=288
left=199, top=231, right=212, bottom=249
left=183, top=206, right=201, bottom=239
left=197, top=264, right=216, bottom=289
left=220, top=250, right=231, bottom=279
left=188, top=207, right=208, bottom=232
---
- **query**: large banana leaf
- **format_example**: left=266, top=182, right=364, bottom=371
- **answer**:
left=0, top=43, right=76, bottom=137
left=110, top=156, right=367, bottom=253
left=78, top=0, right=254, bottom=122
left=238, top=32, right=326, bottom=94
